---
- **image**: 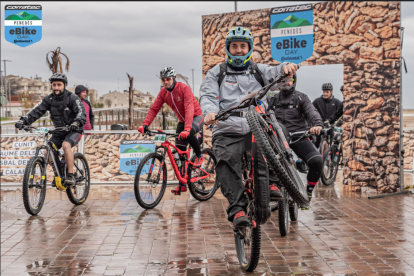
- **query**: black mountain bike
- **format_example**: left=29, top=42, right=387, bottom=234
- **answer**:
left=212, top=70, right=309, bottom=271
left=21, top=126, right=90, bottom=215
left=321, top=122, right=343, bottom=186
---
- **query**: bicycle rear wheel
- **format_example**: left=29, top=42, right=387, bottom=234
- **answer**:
left=66, top=153, right=90, bottom=205
left=22, top=157, right=47, bottom=215
left=134, top=153, right=167, bottom=209
left=246, top=110, right=309, bottom=206
left=188, top=148, right=218, bottom=201
left=321, top=145, right=339, bottom=186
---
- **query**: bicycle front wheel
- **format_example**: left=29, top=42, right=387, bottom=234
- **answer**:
left=134, top=153, right=167, bottom=209
left=246, top=110, right=309, bottom=205
left=22, top=157, right=47, bottom=215
left=66, top=153, right=90, bottom=205
left=188, top=148, right=218, bottom=201
left=321, top=145, right=339, bottom=186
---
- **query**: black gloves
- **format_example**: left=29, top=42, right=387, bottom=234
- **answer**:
left=70, top=121, right=79, bottom=132
left=15, top=120, right=26, bottom=130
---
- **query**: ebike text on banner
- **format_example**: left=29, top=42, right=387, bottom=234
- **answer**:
left=4, top=5, right=42, bottom=47
left=270, top=4, right=313, bottom=64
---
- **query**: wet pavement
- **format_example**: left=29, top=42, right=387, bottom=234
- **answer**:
left=1, top=176, right=414, bottom=276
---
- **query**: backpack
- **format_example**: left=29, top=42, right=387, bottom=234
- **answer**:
left=216, top=61, right=265, bottom=88
left=270, top=90, right=311, bottom=127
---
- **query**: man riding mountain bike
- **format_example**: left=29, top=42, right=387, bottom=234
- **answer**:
left=267, top=74, right=324, bottom=210
left=15, top=73, right=87, bottom=186
left=200, top=26, right=298, bottom=229
left=138, top=67, right=204, bottom=194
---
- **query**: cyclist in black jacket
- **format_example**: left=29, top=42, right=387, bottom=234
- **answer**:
left=15, top=73, right=87, bottom=186
left=267, top=74, right=323, bottom=209
left=312, top=83, right=343, bottom=149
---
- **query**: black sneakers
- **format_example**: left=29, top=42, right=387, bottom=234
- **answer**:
left=233, top=211, right=250, bottom=228
left=296, top=160, right=308, bottom=173
left=269, top=184, right=284, bottom=200
left=65, top=175, right=76, bottom=186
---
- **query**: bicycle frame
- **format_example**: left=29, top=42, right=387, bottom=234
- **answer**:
left=154, top=138, right=210, bottom=184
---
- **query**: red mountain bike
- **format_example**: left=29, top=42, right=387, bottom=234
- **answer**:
left=133, top=130, right=217, bottom=209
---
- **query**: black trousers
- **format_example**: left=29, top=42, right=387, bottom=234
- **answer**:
left=213, top=133, right=269, bottom=222
left=269, top=136, right=323, bottom=184
left=175, top=116, right=203, bottom=156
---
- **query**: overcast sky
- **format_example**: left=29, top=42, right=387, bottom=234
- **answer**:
left=1, top=1, right=413, bottom=108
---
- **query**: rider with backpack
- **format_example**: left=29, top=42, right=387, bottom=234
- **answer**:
left=267, top=74, right=324, bottom=209
left=200, top=26, right=298, bottom=228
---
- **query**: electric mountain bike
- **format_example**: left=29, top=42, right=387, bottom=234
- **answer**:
left=21, top=126, right=90, bottom=215
left=134, top=130, right=217, bottom=209
left=321, top=121, right=343, bottom=186
left=212, top=70, right=308, bottom=271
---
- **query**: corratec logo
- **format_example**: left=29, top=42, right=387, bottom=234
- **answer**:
left=4, top=5, right=42, bottom=47
left=270, top=4, right=313, bottom=64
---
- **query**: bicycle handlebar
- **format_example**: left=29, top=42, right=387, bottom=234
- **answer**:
left=211, top=68, right=296, bottom=124
left=144, top=130, right=179, bottom=138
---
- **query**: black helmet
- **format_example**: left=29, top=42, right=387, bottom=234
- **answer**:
left=279, top=73, right=297, bottom=94
left=160, top=67, right=176, bottom=79
left=340, top=85, right=344, bottom=92
left=322, top=83, right=333, bottom=90
left=49, top=73, right=68, bottom=84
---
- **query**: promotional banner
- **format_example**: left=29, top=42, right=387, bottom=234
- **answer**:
left=120, top=139, right=155, bottom=176
left=202, top=1, right=402, bottom=194
left=4, top=4, right=42, bottom=47
left=270, top=4, right=313, bottom=64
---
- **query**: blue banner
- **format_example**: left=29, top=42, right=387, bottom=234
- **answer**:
left=120, top=140, right=155, bottom=176
left=270, top=4, right=313, bottom=64
left=4, top=5, right=42, bottom=47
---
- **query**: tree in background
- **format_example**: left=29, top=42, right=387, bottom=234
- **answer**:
left=46, top=47, right=70, bottom=74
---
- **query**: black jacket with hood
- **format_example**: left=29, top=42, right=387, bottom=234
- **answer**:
left=75, top=85, right=94, bottom=128
left=312, top=95, right=343, bottom=124
left=268, top=89, right=323, bottom=133
left=20, top=89, right=87, bottom=132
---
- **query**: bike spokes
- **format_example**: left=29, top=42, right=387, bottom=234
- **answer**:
left=29, top=163, right=43, bottom=209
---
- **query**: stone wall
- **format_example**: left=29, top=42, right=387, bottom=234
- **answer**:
left=403, top=130, right=414, bottom=170
left=201, top=1, right=401, bottom=193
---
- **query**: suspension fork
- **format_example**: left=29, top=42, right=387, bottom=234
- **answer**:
left=266, top=110, right=293, bottom=157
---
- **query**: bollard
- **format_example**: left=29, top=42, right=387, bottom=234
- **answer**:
left=122, top=109, right=125, bottom=125
left=15, top=127, right=18, bottom=134
left=99, top=111, right=102, bottom=131
left=118, top=110, right=120, bottom=122
left=106, top=112, right=108, bottom=130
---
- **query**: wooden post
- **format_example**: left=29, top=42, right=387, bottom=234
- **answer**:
left=126, top=73, right=134, bottom=130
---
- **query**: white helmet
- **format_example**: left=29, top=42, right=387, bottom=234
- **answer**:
left=160, top=67, right=176, bottom=79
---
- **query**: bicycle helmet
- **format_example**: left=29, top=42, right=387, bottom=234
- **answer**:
left=160, top=67, right=176, bottom=79
left=49, top=73, right=68, bottom=84
left=225, top=27, right=253, bottom=68
left=279, top=73, right=297, bottom=94
left=340, top=85, right=344, bottom=92
left=322, top=82, right=333, bottom=90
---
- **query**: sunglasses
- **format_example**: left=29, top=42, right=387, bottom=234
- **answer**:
left=161, top=77, right=172, bottom=82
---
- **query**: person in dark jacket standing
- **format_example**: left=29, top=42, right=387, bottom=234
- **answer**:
left=267, top=73, right=324, bottom=209
left=75, top=85, right=94, bottom=132
left=15, top=73, right=86, bottom=186
left=312, top=83, right=343, bottom=149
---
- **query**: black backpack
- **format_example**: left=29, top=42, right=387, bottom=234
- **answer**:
left=269, top=90, right=311, bottom=127
left=217, top=61, right=265, bottom=88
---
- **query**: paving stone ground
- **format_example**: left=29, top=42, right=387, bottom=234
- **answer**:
left=1, top=175, right=414, bottom=276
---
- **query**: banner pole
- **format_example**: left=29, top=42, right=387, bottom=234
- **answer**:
left=399, top=27, right=404, bottom=193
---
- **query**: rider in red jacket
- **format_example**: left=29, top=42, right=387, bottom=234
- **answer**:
left=138, top=67, right=204, bottom=193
